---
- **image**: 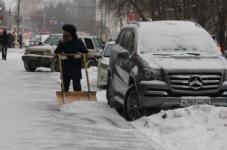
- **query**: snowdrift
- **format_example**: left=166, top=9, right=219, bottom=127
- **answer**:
left=131, top=105, right=227, bottom=150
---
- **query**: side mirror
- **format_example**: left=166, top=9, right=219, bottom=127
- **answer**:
left=118, top=50, right=129, bottom=59
left=99, top=49, right=103, bottom=54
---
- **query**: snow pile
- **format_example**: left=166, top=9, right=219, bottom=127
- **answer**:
left=131, top=105, right=227, bottom=150
left=81, top=67, right=98, bottom=91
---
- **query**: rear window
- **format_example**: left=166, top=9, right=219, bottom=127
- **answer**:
left=84, top=38, right=94, bottom=49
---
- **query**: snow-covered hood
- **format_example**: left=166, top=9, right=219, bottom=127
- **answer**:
left=141, top=54, right=227, bottom=70
left=27, top=44, right=56, bottom=53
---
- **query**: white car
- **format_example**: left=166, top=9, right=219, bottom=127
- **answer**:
left=22, top=34, right=62, bottom=72
left=97, top=41, right=115, bottom=88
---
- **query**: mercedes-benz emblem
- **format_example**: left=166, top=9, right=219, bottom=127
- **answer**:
left=188, top=75, right=203, bottom=90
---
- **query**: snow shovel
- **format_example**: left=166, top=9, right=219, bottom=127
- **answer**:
left=56, top=54, right=97, bottom=108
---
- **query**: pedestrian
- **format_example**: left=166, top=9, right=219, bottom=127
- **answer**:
left=55, top=24, right=88, bottom=92
left=7, top=32, right=14, bottom=48
left=18, top=34, right=23, bottom=49
left=0, top=29, right=9, bottom=60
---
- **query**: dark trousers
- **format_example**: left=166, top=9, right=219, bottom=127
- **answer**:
left=2, top=47, right=7, bottom=60
left=62, top=74, right=81, bottom=92
left=19, top=42, right=23, bottom=49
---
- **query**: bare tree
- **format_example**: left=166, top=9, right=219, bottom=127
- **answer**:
left=100, top=0, right=227, bottom=49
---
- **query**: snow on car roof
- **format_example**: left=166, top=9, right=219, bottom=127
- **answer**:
left=138, top=21, right=206, bottom=36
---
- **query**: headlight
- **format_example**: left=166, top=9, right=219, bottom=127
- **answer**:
left=142, top=69, right=161, bottom=80
left=44, top=51, right=51, bottom=56
left=25, top=50, right=30, bottom=55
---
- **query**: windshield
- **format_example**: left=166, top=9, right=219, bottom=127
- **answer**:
left=44, top=35, right=62, bottom=46
left=140, top=33, right=220, bottom=56
left=103, top=44, right=114, bottom=57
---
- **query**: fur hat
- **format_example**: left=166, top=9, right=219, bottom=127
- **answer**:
left=62, top=24, right=77, bottom=35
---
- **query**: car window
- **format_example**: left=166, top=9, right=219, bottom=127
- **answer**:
left=93, top=38, right=102, bottom=49
left=116, top=31, right=125, bottom=45
left=44, top=35, right=62, bottom=46
left=121, top=30, right=131, bottom=49
left=128, top=32, right=135, bottom=54
left=84, top=38, right=94, bottom=49
left=103, top=44, right=114, bottom=57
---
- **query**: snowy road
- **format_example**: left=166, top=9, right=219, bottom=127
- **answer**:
left=0, top=50, right=153, bottom=150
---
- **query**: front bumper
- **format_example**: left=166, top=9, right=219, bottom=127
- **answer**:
left=137, top=81, right=227, bottom=108
left=22, top=55, right=54, bottom=67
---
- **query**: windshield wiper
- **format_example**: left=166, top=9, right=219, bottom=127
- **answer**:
left=185, top=52, right=201, bottom=56
left=153, top=54, right=174, bottom=56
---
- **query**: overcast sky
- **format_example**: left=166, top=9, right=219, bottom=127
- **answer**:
left=3, top=0, right=70, bottom=9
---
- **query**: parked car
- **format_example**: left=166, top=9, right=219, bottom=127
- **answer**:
left=22, top=34, right=103, bottom=72
left=80, top=36, right=104, bottom=66
left=22, top=34, right=62, bottom=72
left=107, top=21, right=227, bottom=121
left=40, top=34, right=50, bottom=44
left=97, top=41, right=115, bottom=88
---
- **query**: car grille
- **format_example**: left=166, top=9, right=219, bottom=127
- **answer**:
left=168, top=73, right=222, bottom=91
left=30, top=51, right=44, bottom=55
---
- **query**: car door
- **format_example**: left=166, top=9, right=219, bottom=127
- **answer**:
left=112, top=30, right=127, bottom=97
left=114, top=29, right=132, bottom=97
left=118, top=30, right=136, bottom=97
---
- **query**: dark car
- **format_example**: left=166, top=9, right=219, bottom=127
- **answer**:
left=107, top=21, right=227, bottom=121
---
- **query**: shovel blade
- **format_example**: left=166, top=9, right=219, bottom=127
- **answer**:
left=56, top=91, right=97, bottom=107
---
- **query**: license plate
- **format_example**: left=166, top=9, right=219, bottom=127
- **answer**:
left=181, top=97, right=211, bottom=107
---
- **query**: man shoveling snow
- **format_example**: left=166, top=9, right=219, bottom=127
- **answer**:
left=55, top=24, right=88, bottom=92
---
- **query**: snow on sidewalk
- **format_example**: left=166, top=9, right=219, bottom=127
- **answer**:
left=0, top=51, right=152, bottom=150
left=1, top=50, right=227, bottom=150
left=131, top=105, right=227, bottom=150
left=60, top=91, right=127, bottom=129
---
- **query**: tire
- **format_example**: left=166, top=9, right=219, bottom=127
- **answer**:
left=106, top=75, right=115, bottom=107
left=124, top=85, right=144, bottom=121
left=24, top=64, right=36, bottom=72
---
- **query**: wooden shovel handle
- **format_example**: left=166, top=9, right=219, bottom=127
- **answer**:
left=83, top=54, right=91, bottom=93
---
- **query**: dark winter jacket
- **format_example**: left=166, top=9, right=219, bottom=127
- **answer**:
left=18, top=34, right=23, bottom=43
left=0, top=31, right=9, bottom=47
left=54, top=38, right=88, bottom=79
